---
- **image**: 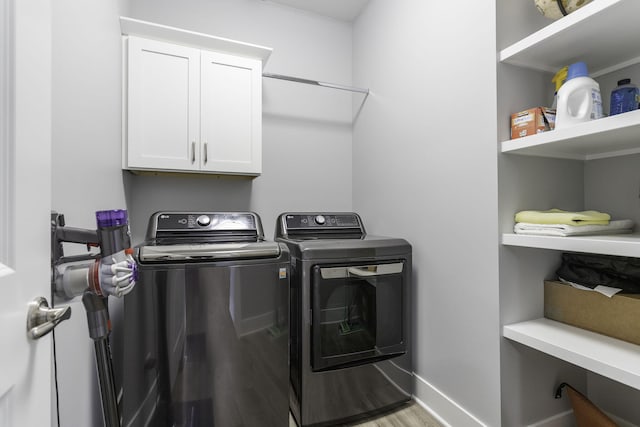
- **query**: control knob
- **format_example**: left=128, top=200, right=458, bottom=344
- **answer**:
left=196, top=215, right=211, bottom=226
left=314, top=215, right=326, bottom=225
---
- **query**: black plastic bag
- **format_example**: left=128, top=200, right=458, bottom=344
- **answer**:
left=556, top=252, right=640, bottom=293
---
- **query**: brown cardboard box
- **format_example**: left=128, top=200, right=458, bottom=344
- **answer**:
left=510, top=107, right=556, bottom=139
left=544, top=280, right=640, bottom=345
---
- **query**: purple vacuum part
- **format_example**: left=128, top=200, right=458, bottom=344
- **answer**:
left=96, top=209, right=128, bottom=228
left=129, top=261, right=139, bottom=282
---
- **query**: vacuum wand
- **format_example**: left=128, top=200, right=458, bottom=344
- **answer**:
left=82, top=292, right=120, bottom=427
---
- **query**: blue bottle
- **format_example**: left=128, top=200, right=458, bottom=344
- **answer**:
left=610, top=78, right=640, bottom=116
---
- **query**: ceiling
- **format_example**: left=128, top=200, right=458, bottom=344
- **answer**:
left=266, top=0, right=370, bottom=22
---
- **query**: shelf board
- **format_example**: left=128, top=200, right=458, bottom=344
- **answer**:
left=120, top=17, right=273, bottom=65
left=504, top=318, right=640, bottom=390
left=502, top=233, right=640, bottom=258
left=499, top=0, right=640, bottom=77
left=501, top=109, right=640, bottom=160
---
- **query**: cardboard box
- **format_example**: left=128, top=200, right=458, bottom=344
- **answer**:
left=510, top=107, right=556, bottom=139
left=544, top=280, right=640, bottom=346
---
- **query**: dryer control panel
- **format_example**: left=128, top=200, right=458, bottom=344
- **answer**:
left=277, top=212, right=365, bottom=239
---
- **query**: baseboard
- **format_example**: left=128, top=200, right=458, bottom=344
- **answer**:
left=527, top=409, right=636, bottom=427
left=413, top=373, right=487, bottom=427
left=526, top=410, right=573, bottom=427
left=413, top=373, right=638, bottom=427
left=609, top=413, right=637, bottom=427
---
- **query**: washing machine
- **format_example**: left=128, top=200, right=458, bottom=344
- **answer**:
left=118, top=211, right=290, bottom=427
left=275, top=212, right=413, bottom=427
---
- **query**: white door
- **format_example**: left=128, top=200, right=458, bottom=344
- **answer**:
left=0, top=0, right=54, bottom=425
left=126, top=36, right=201, bottom=171
left=200, top=51, right=262, bottom=175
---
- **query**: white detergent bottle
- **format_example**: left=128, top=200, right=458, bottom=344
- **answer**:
left=555, top=61, right=603, bottom=129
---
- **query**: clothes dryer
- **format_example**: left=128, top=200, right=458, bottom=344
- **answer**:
left=275, top=212, right=412, bottom=427
left=118, top=211, right=289, bottom=427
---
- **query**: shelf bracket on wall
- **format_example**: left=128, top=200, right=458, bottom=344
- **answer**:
left=262, top=72, right=369, bottom=120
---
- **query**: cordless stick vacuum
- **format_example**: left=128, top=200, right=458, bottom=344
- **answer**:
left=51, top=209, right=137, bottom=427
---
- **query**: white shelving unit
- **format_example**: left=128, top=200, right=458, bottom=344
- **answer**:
left=502, top=233, right=640, bottom=258
left=499, top=0, right=640, bottom=402
left=503, top=318, right=640, bottom=391
left=501, top=109, right=640, bottom=160
left=499, top=0, right=640, bottom=77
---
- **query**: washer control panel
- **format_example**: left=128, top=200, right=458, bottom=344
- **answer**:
left=155, top=212, right=256, bottom=231
left=147, top=212, right=263, bottom=242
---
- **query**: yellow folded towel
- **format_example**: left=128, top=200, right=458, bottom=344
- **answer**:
left=515, top=208, right=610, bottom=226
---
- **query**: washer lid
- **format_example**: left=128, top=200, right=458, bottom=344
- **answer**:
left=138, top=241, right=281, bottom=263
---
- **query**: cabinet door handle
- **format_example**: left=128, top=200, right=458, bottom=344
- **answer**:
left=204, top=143, right=208, bottom=164
left=191, top=142, right=196, bottom=164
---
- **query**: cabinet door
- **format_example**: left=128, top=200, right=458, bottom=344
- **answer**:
left=126, top=36, right=200, bottom=171
left=200, top=51, right=262, bottom=175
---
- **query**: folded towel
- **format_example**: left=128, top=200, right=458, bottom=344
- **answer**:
left=514, top=208, right=610, bottom=226
left=514, top=219, right=634, bottom=237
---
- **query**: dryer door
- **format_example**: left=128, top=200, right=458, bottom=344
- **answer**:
left=310, top=261, right=406, bottom=371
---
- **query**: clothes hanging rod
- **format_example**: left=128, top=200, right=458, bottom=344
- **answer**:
left=263, top=72, right=369, bottom=94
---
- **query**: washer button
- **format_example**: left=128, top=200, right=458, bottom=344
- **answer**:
left=196, top=215, right=211, bottom=226
left=314, top=215, right=326, bottom=225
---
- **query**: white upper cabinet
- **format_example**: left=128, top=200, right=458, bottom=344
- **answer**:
left=121, top=17, right=271, bottom=176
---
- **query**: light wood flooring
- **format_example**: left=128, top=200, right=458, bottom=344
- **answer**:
left=289, top=401, right=444, bottom=427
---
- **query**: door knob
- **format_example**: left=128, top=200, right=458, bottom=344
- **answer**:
left=26, top=296, right=71, bottom=340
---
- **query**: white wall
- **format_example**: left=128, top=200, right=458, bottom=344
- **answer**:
left=51, top=0, right=355, bottom=424
left=352, top=1, right=501, bottom=426
left=51, top=1, right=129, bottom=425
left=586, top=62, right=640, bottom=228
